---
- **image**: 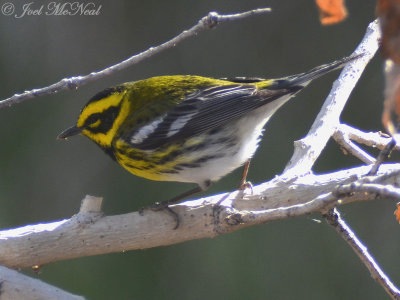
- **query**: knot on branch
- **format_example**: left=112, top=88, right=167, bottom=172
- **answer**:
left=61, top=77, right=82, bottom=90
left=202, top=12, right=220, bottom=29
left=334, top=182, right=358, bottom=198
left=225, top=213, right=244, bottom=226
left=323, top=209, right=339, bottom=227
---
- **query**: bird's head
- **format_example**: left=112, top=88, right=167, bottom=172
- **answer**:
left=58, top=85, right=130, bottom=152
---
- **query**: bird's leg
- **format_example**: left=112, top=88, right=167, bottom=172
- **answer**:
left=143, top=181, right=212, bottom=229
left=158, top=185, right=204, bottom=206
left=238, top=159, right=253, bottom=192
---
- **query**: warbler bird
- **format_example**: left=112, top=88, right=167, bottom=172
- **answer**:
left=58, top=55, right=358, bottom=206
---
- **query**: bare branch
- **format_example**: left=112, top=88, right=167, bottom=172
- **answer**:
left=283, top=19, right=381, bottom=177
left=1, top=163, right=400, bottom=269
left=0, top=265, right=85, bottom=300
left=0, top=8, right=270, bottom=109
left=333, top=127, right=376, bottom=164
left=368, top=139, right=398, bottom=176
left=336, top=123, right=397, bottom=150
left=324, top=208, right=400, bottom=300
left=335, top=182, right=400, bottom=200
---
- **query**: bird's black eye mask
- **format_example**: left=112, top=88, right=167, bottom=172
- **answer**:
left=84, top=105, right=121, bottom=134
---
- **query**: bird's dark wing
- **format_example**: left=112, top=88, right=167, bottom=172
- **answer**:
left=125, top=83, right=298, bottom=150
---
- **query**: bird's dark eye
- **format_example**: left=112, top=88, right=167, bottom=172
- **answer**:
left=85, top=113, right=102, bottom=128
left=83, top=106, right=121, bottom=134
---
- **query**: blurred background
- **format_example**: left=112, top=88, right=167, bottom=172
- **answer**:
left=0, top=0, right=397, bottom=299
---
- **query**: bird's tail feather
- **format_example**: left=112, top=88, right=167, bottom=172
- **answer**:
left=268, top=54, right=362, bottom=89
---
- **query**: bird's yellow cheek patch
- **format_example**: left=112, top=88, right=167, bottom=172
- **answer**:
left=82, top=129, right=107, bottom=145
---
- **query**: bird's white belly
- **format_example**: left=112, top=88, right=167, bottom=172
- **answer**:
left=166, top=94, right=292, bottom=187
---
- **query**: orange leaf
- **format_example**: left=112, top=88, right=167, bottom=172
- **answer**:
left=394, top=202, right=400, bottom=224
left=315, top=0, right=348, bottom=25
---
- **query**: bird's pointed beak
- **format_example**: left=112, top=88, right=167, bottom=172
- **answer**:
left=57, top=126, right=83, bottom=140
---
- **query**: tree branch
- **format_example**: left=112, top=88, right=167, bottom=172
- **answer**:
left=368, top=138, right=398, bottom=176
left=333, top=126, right=377, bottom=164
left=335, top=123, right=397, bottom=151
left=333, top=123, right=400, bottom=165
left=0, top=8, right=270, bottom=109
left=324, top=208, right=400, bottom=300
left=0, top=265, right=85, bottom=300
left=1, top=164, right=400, bottom=269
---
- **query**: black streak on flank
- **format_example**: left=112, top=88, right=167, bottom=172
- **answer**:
left=194, top=155, right=219, bottom=164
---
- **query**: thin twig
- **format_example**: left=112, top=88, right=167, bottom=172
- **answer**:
left=333, top=128, right=376, bottom=164
left=283, top=19, right=381, bottom=177
left=324, top=208, right=400, bottom=300
left=337, top=124, right=398, bottom=150
left=0, top=8, right=271, bottom=109
left=335, top=182, right=400, bottom=201
left=368, top=138, right=397, bottom=176
left=333, top=123, right=400, bottom=165
left=333, top=124, right=400, bottom=165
